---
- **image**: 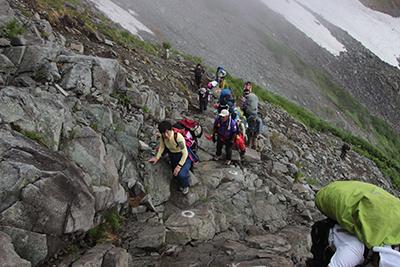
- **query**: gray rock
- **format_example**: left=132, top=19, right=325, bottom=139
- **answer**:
left=0, top=231, right=31, bottom=267
left=165, top=202, right=216, bottom=245
left=0, top=226, right=47, bottom=266
left=0, top=0, right=14, bottom=26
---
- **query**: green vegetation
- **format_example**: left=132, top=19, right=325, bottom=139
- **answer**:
left=307, top=177, right=319, bottom=186
left=0, top=19, right=25, bottom=38
left=90, top=123, right=98, bottom=131
left=85, top=212, right=124, bottom=245
left=24, top=130, right=58, bottom=149
left=294, top=172, right=305, bottom=182
left=139, top=105, right=150, bottom=113
left=69, top=128, right=78, bottom=139
left=170, top=50, right=202, bottom=64
left=162, top=41, right=172, bottom=49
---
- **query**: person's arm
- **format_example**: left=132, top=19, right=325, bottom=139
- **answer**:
left=149, top=134, right=165, bottom=164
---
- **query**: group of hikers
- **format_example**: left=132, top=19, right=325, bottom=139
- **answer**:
left=149, top=65, right=262, bottom=195
left=149, top=64, right=400, bottom=267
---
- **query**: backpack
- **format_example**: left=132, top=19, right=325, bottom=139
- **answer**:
left=170, top=126, right=195, bottom=149
left=307, top=218, right=337, bottom=267
left=177, top=118, right=203, bottom=139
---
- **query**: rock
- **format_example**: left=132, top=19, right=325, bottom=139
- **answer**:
left=0, top=226, right=47, bottom=266
left=165, top=202, right=216, bottom=245
left=0, top=231, right=31, bottom=267
left=0, top=0, right=14, bottom=26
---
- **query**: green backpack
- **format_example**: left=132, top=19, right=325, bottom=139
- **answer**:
left=315, top=181, right=400, bottom=249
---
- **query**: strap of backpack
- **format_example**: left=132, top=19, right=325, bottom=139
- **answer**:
left=355, top=247, right=373, bottom=267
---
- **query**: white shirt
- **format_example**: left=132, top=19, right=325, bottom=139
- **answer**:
left=328, top=224, right=365, bottom=267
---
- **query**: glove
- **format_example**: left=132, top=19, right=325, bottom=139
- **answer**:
left=212, top=134, right=217, bottom=143
left=198, top=100, right=200, bottom=103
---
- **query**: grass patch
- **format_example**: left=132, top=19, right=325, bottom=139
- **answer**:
left=307, top=177, right=319, bottom=186
left=0, top=19, right=25, bottom=38
left=85, top=212, right=123, bottom=246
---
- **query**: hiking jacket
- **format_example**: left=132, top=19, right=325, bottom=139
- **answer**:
left=342, top=143, right=350, bottom=152
left=240, top=96, right=247, bottom=111
left=215, top=68, right=226, bottom=81
left=194, top=65, right=204, bottom=77
left=247, top=116, right=262, bottom=136
left=198, top=87, right=210, bottom=101
left=214, top=117, right=237, bottom=138
left=156, top=132, right=188, bottom=167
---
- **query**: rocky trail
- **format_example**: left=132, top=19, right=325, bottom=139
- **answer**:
left=0, top=0, right=399, bottom=266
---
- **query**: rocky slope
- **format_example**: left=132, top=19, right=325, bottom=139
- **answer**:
left=0, top=0, right=399, bottom=266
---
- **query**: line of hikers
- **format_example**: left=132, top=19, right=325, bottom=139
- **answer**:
left=149, top=65, right=261, bottom=195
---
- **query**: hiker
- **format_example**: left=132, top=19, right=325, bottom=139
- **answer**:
left=194, top=63, right=205, bottom=89
left=340, top=142, right=351, bottom=160
left=220, top=76, right=226, bottom=89
left=198, top=84, right=211, bottom=113
left=243, top=81, right=252, bottom=92
left=215, top=66, right=226, bottom=84
left=246, top=115, right=262, bottom=151
left=235, top=117, right=246, bottom=157
left=217, top=88, right=233, bottom=104
left=307, top=181, right=400, bottom=267
left=212, top=109, right=237, bottom=165
left=148, top=120, right=194, bottom=195
left=217, top=99, right=238, bottom=122
left=241, top=89, right=258, bottom=118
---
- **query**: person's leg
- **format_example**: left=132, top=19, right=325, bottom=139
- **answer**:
left=176, top=157, right=191, bottom=189
left=216, top=138, right=223, bottom=157
left=225, top=139, right=233, bottom=160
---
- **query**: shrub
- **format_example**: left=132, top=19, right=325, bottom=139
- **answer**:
left=0, top=19, right=25, bottom=38
left=162, top=41, right=171, bottom=49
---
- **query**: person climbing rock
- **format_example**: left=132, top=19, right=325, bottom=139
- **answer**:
left=212, top=109, right=237, bottom=165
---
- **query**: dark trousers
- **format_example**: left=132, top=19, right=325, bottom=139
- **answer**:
left=169, top=152, right=191, bottom=188
left=216, top=137, right=233, bottom=160
left=340, top=151, right=347, bottom=160
left=195, top=75, right=202, bottom=87
left=199, top=98, right=208, bottom=112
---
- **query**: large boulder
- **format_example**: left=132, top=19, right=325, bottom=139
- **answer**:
left=57, top=55, right=126, bottom=96
left=60, top=126, right=127, bottom=212
left=0, top=86, right=73, bottom=151
left=0, top=127, right=95, bottom=257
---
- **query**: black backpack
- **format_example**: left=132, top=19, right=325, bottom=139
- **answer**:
left=307, top=218, right=337, bottom=267
left=307, top=218, right=374, bottom=267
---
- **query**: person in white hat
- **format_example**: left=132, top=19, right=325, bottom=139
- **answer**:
left=212, top=109, right=237, bottom=165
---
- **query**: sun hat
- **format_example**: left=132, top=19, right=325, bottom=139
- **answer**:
left=219, top=109, right=230, bottom=117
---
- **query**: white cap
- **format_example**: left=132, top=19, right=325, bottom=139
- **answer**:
left=373, top=245, right=400, bottom=267
left=219, top=109, right=229, bottom=117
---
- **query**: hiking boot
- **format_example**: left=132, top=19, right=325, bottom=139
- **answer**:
left=179, top=186, right=183, bottom=191
left=213, top=155, right=221, bottom=161
left=225, top=160, right=231, bottom=165
left=182, top=187, right=189, bottom=195
left=240, top=150, right=246, bottom=158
